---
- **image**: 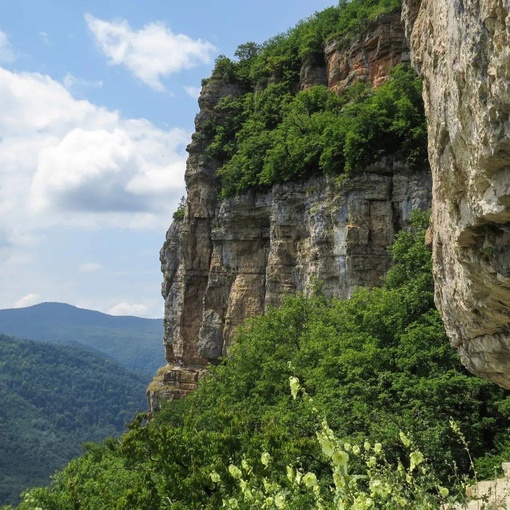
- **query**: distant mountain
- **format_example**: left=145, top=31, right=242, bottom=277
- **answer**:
left=0, top=334, right=147, bottom=506
left=0, top=302, right=164, bottom=377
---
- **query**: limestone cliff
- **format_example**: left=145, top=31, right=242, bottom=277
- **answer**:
left=403, top=0, right=510, bottom=388
left=148, top=12, right=431, bottom=408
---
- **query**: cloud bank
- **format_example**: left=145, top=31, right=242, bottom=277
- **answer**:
left=14, top=293, right=40, bottom=308
left=0, top=66, right=189, bottom=245
left=108, top=302, right=149, bottom=317
left=0, top=23, right=194, bottom=317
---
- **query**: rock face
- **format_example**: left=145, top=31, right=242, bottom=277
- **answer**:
left=325, top=13, right=411, bottom=94
left=300, top=12, right=410, bottom=93
left=452, top=463, right=510, bottom=509
left=403, top=0, right=510, bottom=388
left=149, top=12, right=431, bottom=405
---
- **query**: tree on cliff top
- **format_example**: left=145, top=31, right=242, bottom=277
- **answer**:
left=203, top=0, right=425, bottom=197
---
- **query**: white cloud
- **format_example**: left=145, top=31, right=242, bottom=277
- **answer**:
left=30, top=122, right=188, bottom=215
left=0, top=68, right=115, bottom=136
left=0, top=66, right=188, bottom=237
left=0, top=31, right=14, bottom=63
left=108, top=302, right=148, bottom=317
left=63, top=72, right=103, bottom=91
left=85, top=14, right=216, bottom=91
left=184, top=85, right=201, bottom=99
left=39, top=32, right=49, bottom=45
left=78, top=262, right=102, bottom=272
left=14, top=293, right=40, bottom=308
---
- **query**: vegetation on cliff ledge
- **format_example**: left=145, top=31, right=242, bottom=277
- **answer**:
left=7, top=213, right=510, bottom=509
left=211, top=67, right=426, bottom=197
left=199, top=0, right=426, bottom=197
left=209, top=0, right=402, bottom=88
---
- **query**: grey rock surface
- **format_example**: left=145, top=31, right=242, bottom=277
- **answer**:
left=403, top=0, right=510, bottom=387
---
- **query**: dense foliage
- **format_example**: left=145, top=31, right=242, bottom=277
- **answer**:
left=211, top=67, right=426, bottom=196
left=209, top=0, right=402, bottom=88
left=8, top=214, right=510, bottom=509
left=222, top=388, right=456, bottom=509
left=0, top=336, right=147, bottom=506
left=201, top=0, right=427, bottom=197
left=0, top=302, right=164, bottom=377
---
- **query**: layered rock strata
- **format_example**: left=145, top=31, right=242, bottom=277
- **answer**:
left=149, top=11, right=431, bottom=405
left=403, top=0, right=510, bottom=387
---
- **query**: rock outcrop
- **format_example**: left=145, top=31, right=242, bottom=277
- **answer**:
left=149, top=12, right=432, bottom=406
left=403, top=0, right=510, bottom=388
left=325, top=13, right=411, bottom=94
left=450, top=463, right=510, bottom=509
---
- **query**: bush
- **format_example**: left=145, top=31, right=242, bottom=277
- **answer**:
left=172, top=196, right=186, bottom=221
left=214, top=65, right=427, bottom=197
left=220, top=380, right=455, bottom=509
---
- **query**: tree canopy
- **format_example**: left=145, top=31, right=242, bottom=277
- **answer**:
left=199, top=0, right=426, bottom=197
left=0, top=336, right=147, bottom=506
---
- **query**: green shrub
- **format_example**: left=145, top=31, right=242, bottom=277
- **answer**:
left=214, top=65, right=427, bottom=197
left=219, top=380, right=455, bottom=509
left=172, top=196, right=186, bottom=221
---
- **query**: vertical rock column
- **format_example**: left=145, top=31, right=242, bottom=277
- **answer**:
left=403, top=0, right=510, bottom=387
left=148, top=80, right=243, bottom=409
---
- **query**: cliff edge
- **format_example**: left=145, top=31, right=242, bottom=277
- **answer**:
left=148, top=11, right=432, bottom=409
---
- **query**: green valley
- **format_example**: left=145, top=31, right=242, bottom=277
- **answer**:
left=0, top=336, right=147, bottom=506
left=0, top=303, right=164, bottom=377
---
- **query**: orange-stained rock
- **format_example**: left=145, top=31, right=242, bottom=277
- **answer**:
left=326, top=12, right=410, bottom=94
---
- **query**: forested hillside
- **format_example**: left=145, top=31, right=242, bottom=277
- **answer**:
left=0, top=303, right=163, bottom=377
left=0, top=336, right=147, bottom=506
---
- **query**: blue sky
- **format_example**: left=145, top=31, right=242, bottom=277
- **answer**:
left=0, top=0, right=336, bottom=318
